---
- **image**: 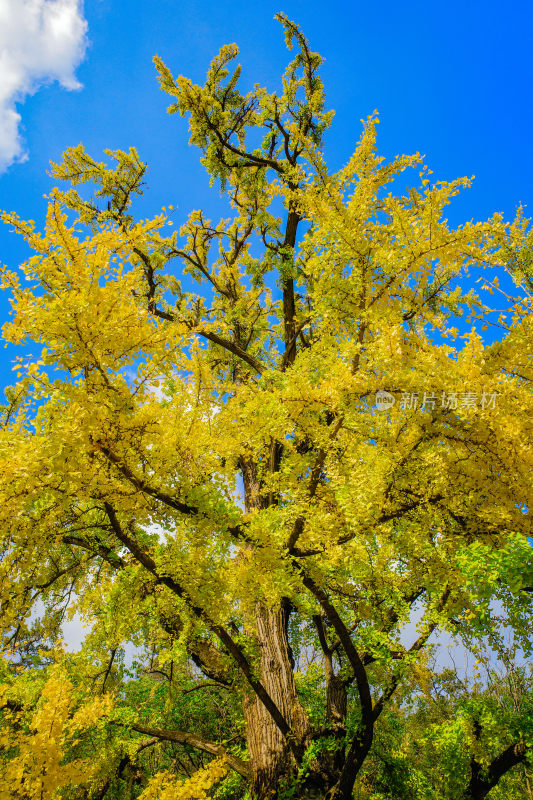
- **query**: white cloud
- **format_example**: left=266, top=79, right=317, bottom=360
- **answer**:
left=0, top=0, right=88, bottom=172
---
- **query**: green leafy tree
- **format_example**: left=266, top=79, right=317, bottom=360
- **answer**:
left=351, top=659, right=533, bottom=800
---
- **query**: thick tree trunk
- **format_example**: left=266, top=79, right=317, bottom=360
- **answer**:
left=240, top=456, right=311, bottom=798
left=243, top=601, right=310, bottom=799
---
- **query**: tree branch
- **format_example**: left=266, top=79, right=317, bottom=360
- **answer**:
left=103, top=503, right=301, bottom=760
left=62, top=534, right=124, bottom=569
left=126, top=722, right=251, bottom=778
left=98, top=445, right=199, bottom=516
left=97, top=444, right=245, bottom=541
left=469, top=740, right=528, bottom=800
left=299, top=570, right=373, bottom=733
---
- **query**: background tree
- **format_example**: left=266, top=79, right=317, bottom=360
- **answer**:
left=0, top=14, right=532, bottom=800
left=350, top=655, right=533, bottom=800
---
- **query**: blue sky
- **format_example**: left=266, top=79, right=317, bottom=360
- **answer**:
left=0, top=0, right=532, bottom=378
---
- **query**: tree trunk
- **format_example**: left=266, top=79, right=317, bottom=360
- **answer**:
left=243, top=601, right=310, bottom=799
left=240, top=456, right=311, bottom=798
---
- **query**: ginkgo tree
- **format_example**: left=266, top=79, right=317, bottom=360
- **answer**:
left=0, top=13, right=532, bottom=800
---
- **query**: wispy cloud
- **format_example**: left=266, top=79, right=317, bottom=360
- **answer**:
left=0, top=0, right=88, bottom=172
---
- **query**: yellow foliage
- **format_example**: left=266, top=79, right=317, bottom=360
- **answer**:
left=138, top=757, right=228, bottom=800
left=0, top=668, right=112, bottom=800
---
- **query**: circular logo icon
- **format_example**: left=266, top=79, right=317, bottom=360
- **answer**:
left=375, top=390, right=395, bottom=411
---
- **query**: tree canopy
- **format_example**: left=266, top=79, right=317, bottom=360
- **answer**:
left=0, top=14, right=532, bottom=800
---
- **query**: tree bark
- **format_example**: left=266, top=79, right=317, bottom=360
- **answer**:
left=239, top=427, right=311, bottom=797
left=243, top=601, right=310, bottom=799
